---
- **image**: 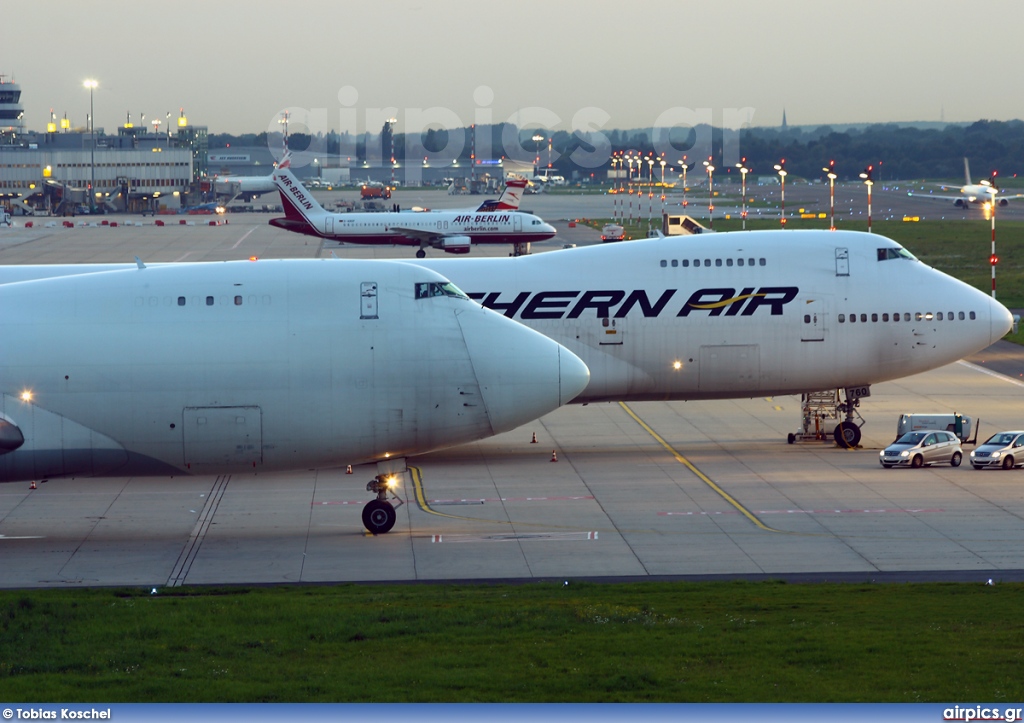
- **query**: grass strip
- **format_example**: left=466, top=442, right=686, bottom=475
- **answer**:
left=2, top=581, right=1022, bottom=702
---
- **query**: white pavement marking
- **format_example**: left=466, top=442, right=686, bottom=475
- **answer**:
left=431, top=531, right=599, bottom=543
left=230, top=227, right=256, bottom=250
left=958, top=359, right=1024, bottom=388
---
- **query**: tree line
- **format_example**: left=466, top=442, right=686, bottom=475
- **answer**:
left=209, top=119, right=1024, bottom=182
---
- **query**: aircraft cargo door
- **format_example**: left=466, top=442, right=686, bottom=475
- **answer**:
left=698, top=345, right=760, bottom=393
left=183, top=406, right=263, bottom=469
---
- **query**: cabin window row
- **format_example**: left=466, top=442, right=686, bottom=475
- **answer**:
left=134, top=295, right=272, bottom=307
left=659, top=257, right=767, bottom=268
left=831, top=311, right=977, bottom=324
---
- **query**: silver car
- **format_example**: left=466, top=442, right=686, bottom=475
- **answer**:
left=970, top=430, right=1024, bottom=470
left=879, top=430, right=963, bottom=468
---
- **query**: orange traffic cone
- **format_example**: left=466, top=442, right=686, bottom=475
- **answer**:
left=30, top=480, right=37, bottom=490
left=550, top=450, right=558, bottom=462
left=346, top=465, right=353, bottom=475
left=531, top=432, right=538, bottom=444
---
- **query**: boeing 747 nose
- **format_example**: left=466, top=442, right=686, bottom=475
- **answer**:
left=455, top=304, right=590, bottom=435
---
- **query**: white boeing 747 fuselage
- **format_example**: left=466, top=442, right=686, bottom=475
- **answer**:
left=418, top=230, right=1012, bottom=404
left=0, top=259, right=588, bottom=489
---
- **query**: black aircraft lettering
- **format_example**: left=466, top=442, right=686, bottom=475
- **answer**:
left=521, top=291, right=581, bottom=320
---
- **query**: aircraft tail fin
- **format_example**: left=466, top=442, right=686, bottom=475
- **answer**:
left=964, top=157, right=972, bottom=186
left=272, top=155, right=329, bottom=236
left=477, top=178, right=527, bottom=212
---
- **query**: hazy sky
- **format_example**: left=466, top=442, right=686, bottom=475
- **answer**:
left=4, top=0, right=1021, bottom=137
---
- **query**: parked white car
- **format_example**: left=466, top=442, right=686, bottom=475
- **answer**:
left=970, top=431, right=1024, bottom=470
left=880, top=430, right=963, bottom=468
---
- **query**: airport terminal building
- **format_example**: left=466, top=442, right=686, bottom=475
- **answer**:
left=1, top=79, right=201, bottom=214
left=0, top=130, right=195, bottom=215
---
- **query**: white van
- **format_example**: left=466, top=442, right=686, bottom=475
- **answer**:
left=896, top=413, right=973, bottom=443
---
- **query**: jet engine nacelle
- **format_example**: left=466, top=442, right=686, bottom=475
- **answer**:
left=441, top=235, right=472, bottom=254
left=999, top=198, right=1009, bottom=207
left=954, top=198, right=967, bottom=208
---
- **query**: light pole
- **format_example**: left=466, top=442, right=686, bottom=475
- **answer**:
left=680, top=155, right=688, bottom=208
left=823, top=160, right=836, bottom=230
left=610, top=152, right=622, bottom=221
left=647, top=155, right=655, bottom=232
left=278, top=110, right=290, bottom=150
left=386, top=117, right=397, bottom=190
left=989, top=170, right=998, bottom=299
left=703, top=158, right=715, bottom=230
left=83, top=79, right=97, bottom=212
left=774, top=159, right=787, bottom=227
left=622, top=149, right=630, bottom=222
left=859, top=165, right=873, bottom=233
left=735, top=159, right=750, bottom=230
left=659, top=157, right=667, bottom=219
left=532, top=134, right=544, bottom=175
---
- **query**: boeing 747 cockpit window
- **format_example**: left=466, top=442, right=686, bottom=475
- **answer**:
left=877, top=247, right=917, bottom=261
left=415, top=281, right=470, bottom=300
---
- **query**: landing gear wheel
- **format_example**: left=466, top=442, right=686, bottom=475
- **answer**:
left=950, top=451, right=962, bottom=467
left=834, top=420, right=861, bottom=448
left=362, top=499, right=396, bottom=535
left=416, top=249, right=426, bottom=259
left=787, top=433, right=796, bottom=444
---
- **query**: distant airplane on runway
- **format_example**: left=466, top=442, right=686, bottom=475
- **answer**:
left=0, top=259, right=589, bottom=533
left=911, top=157, right=1024, bottom=208
left=270, top=155, right=556, bottom=257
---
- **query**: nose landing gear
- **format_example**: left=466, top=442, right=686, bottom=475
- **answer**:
left=833, top=386, right=869, bottom=448
left=788, top=386, right=869, bottom=448
left=363, top=473, right=404, bottom=534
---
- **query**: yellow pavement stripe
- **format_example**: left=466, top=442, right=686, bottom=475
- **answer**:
left=618, top=402, right=783, bottom=533
left=408, top=465, right=513, bottom=525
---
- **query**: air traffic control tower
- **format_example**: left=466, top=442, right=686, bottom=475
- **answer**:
left=0, top=76, right=25, bottom=143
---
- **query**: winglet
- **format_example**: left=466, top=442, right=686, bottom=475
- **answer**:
left=134, top=256, right=146, bottom=269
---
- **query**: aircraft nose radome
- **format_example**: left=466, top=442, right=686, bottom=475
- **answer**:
left=456, top=308, right=590, bottom=435
left=559, top=346, right=590, bottom=405
left=990, top=296, right=1014, bottom=344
